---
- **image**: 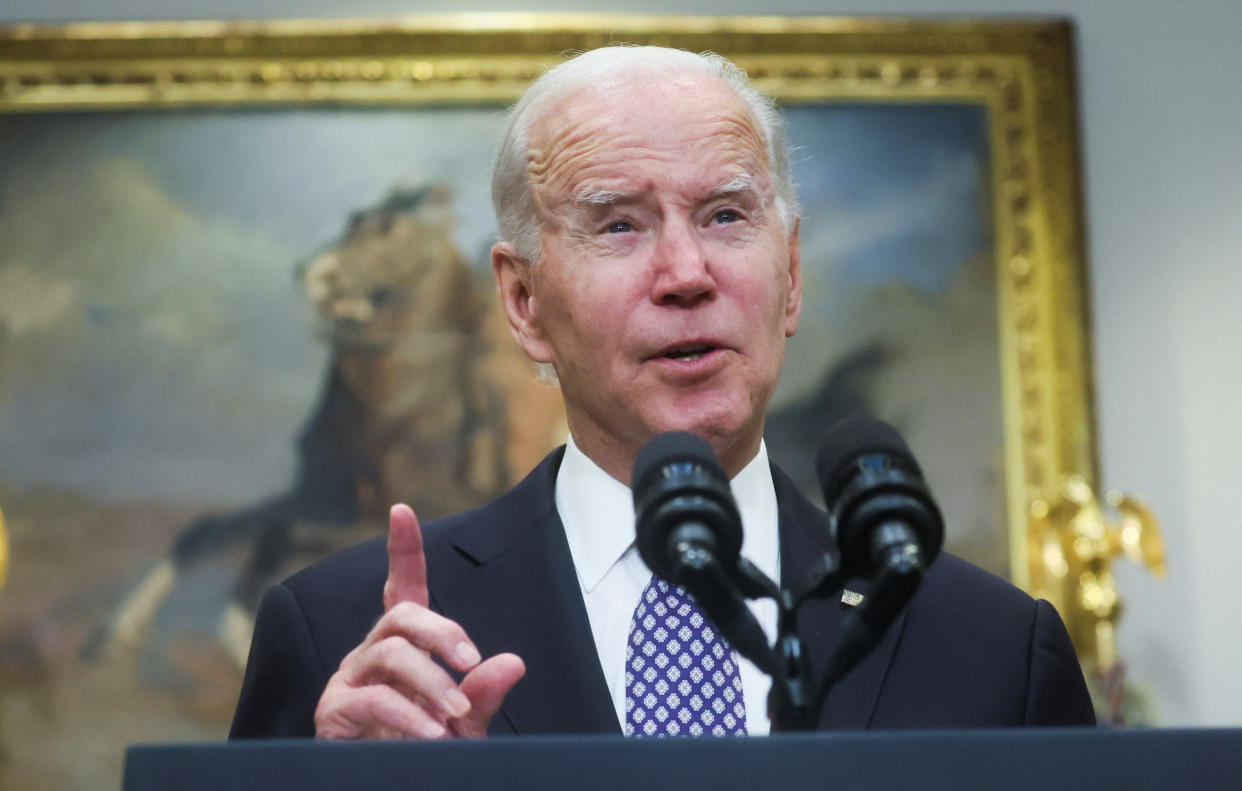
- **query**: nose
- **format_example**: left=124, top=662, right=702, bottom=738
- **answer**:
left=651, top=219, right=716, bottom=307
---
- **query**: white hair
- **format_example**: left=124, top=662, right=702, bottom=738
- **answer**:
left=491, top=45, right=800, bottom=264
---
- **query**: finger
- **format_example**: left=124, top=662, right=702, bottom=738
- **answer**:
left=384, top=503, right=428, bottom=610
left=368, top=601, right=482, bottom=673
left=451, top=653, right=526, bottom=739
left=344, top=635, right=473, bottom=721
left=316, top=683, right=447, bottom=741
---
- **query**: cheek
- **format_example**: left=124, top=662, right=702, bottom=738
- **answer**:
left=538, top=268, right=628, bottom=355
left=725, top=262, right=787, bottom=324
left=556, top=249, right=644, bottom=315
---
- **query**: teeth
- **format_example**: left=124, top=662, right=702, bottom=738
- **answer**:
left=665, top=345, right=712, bottom=361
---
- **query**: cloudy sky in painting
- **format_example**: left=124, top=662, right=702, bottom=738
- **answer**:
left=0, top=103, right=993, bottom=508
left=0, top=109, right=507, bottom=503
left=777, top=103, right=992, bottom=399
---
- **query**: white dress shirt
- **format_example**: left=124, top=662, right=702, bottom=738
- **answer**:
left=555, top=434, right=781, bottom=736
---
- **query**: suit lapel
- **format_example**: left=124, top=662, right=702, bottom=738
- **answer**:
left=773, top=465, right=906, bottom=730
left=428, top=448, right=619, bottom=735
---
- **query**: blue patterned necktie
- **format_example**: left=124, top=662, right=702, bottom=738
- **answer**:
left=624, top=574, right=747, bottom=737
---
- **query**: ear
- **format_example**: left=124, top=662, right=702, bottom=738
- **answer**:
left=492, top=241, right=555, bottom=364
left=783, top=219, right=804, bottom=338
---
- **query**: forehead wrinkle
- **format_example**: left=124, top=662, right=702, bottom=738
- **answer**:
left=525, top=93, right=651, bottom=194
left=546, top=128, right=764, bottom=209
left=531, top=130, right=649, bottom=201
left=526, top=127, right=602, bottom=190
left=527, top=83, right=771, bottom=209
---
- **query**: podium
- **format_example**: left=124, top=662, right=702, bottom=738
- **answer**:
left=125, top=729, right=1242, bottom=790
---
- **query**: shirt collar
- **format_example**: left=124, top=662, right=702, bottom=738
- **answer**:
left=556, top=434, right=779, bottom=593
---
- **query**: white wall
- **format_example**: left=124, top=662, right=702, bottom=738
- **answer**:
left=5, top=0, right=1240, bottom=726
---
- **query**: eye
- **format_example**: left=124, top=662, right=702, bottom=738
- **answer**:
left=369, top=286, right=393, bottom=307
left=605, top=220, right=633, bottom=234
left=711, top=209, right=741, bottom=225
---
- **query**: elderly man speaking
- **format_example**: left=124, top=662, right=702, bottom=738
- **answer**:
left=230, top=45, right=1094, bottom=740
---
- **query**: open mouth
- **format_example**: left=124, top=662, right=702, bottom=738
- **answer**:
left=661, top=343, right=717, bottom=362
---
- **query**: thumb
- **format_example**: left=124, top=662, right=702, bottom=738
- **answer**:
left=384, top=503, right=428, bottom=610
left=450, top=653, right=526, bottom=738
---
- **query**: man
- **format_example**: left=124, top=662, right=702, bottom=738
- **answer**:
left=230, top=45, right=1094, bottom=740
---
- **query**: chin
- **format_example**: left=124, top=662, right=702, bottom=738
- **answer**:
left=646, top=404, right=754, bottom=455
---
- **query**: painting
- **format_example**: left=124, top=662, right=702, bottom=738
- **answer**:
left=0, top=16, right=1093, bottom=789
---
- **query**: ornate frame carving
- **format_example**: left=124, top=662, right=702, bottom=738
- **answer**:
left=0, top=15, right=1093, bottom=591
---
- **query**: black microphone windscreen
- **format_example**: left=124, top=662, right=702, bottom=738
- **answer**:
left=815, top=416, right=921, bottom=503
left=633, top=431, right=727, bottom=493
left=632, top=431, right=741, bottom=582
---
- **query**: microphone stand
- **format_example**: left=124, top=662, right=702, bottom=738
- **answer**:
left=730, top=554, right=858, bottom=732
left=651, top=533, right=918, bottom=730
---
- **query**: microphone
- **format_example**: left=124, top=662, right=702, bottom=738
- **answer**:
left=815, top=416, right=943, bottom=579
left=814, top=417, right=944, bottom=688
left=633, top=432, right=743, bottom=584
left=632, top=432, right=775, bottom=675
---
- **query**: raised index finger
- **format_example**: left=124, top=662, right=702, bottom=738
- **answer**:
left=383, top=503, right=428, bottom=610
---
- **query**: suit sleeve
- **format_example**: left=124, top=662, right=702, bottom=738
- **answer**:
left=229, top=583, right=329, bottom=739
left=1023, top=599, right=1097, bottom=726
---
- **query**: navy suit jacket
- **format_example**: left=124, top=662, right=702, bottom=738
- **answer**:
left=230, top=448, right=1094, bottom=738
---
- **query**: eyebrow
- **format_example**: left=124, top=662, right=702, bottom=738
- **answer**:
left=575, top=188, right=629, bottom=207
left=709, top=174, right=761, bottom=199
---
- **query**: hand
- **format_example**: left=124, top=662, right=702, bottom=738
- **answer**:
left=314, top=504, right=526, bottom=739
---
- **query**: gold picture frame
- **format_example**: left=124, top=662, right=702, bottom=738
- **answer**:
left=0, top=15, right=1094, bottom=784
left=0, top=13, right=1093, bottom=590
